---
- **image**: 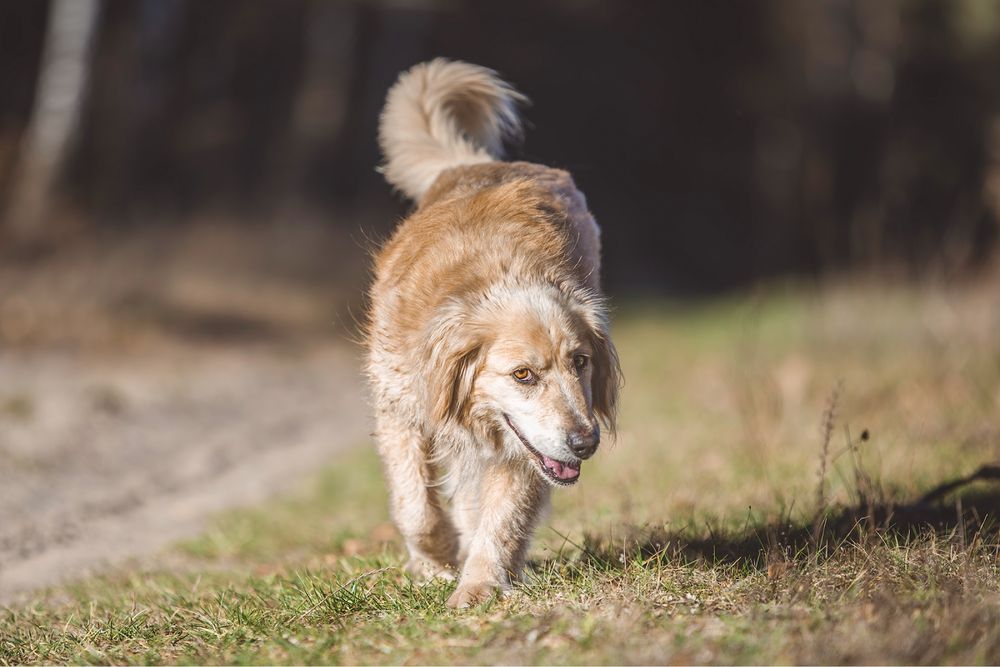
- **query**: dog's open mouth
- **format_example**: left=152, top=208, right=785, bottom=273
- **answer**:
left=503, top=415, right=581, bottom=486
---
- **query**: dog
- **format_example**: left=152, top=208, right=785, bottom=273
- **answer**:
left=365, top=59, right=620, bottom=608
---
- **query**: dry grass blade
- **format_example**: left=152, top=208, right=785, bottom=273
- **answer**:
left=293, top=566, right=395, bottom=622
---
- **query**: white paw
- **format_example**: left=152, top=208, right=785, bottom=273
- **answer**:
left=446, top=580, right=507, bottom=608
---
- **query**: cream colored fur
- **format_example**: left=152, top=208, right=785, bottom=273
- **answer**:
left=367, top=59, right=621, bottom=608
left=378, top=58, right=525, bottom=202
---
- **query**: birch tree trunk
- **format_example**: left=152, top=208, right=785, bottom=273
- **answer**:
left=4, top=0, right=100, bottom=240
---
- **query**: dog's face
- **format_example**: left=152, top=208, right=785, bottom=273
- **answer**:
left=475, top=315, right=599, bottom=486
left=427, top=287, right=620, bottom=487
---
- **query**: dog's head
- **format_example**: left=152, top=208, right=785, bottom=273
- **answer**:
left=423, top=284, right=620, bottom=486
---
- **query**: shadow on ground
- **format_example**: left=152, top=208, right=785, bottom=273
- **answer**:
left=560, top=467, right=1000, bottom=572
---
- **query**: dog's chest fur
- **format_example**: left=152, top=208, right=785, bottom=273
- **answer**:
left=366, top=161, right=602, bottom=441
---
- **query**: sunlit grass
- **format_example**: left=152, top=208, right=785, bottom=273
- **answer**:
left=3, top=282, right=999, bottom=664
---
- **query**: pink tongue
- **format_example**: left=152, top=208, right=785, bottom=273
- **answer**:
left=543, top=456, right=580, bottom=480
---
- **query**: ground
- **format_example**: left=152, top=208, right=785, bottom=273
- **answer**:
left=1, top=237, right=999, bottom=664
left=0, top=223, right=369, bottom=602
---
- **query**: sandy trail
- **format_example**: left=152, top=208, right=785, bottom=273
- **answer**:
left=0, top=341, right=369, bottom=604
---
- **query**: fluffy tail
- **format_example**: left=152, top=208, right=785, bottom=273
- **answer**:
left=378, top=59, right=526, bottom=202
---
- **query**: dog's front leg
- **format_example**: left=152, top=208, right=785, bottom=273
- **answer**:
left=446, top=460, right=550, bottom=608
left=375, top=414, right=459, bottom=579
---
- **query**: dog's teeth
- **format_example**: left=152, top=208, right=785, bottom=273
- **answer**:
left=543, top=457, right=562, bottom=475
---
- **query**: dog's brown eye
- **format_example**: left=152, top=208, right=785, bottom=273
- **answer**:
left=512, top=368, right=534, bottom=383
left=573, top=355, right=589, bottom=370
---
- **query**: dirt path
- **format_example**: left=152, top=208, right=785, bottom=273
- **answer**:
left=0, top=342, right=369, bottom=603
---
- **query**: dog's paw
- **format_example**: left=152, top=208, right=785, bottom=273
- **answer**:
left=405, top=556, right=456, bottom=582
left=446, top=580, right=505, bottom=609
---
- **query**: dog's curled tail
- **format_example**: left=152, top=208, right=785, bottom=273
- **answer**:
left=378, top=59, right=525, bottom=202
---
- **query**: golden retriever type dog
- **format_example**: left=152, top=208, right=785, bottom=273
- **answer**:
left=366, top=59, right=621, bottom=608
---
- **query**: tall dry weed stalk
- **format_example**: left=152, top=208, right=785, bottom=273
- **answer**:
left=812, top=381, right=842, bottom=546
left=815, top=382, right=842, bottom=512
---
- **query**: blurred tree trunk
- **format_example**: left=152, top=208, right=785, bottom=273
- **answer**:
left=272, top=0, right=359, bottom=214
left=4, top=0, right=100, bottom=241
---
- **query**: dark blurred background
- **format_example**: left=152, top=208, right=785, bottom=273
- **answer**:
left=2, top=0, right=1000, bottom=598
left=2, top=0, right=1000, bottom=297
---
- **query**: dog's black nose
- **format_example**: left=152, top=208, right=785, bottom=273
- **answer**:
left=567, top=425, right=600, bottom=459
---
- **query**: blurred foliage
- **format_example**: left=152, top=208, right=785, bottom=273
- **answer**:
left=1, top=0, right=998, bottom=293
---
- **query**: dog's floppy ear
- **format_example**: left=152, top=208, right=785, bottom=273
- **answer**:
left=430, top=344, right=482, bottom=424
left=588, top=325, right=621, bottom=435
left=421, top=306, right=484, bottom=426
left=570, top=290, right=622, bottom=434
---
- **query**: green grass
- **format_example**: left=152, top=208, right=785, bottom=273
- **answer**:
left=3, top=282, right=1000, bottom=664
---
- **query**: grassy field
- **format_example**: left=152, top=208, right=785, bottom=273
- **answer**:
left=3, top=282, right=1000, bottom=664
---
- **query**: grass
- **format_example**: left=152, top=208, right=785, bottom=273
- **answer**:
left=3, top=281, right=1000, bottom=664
